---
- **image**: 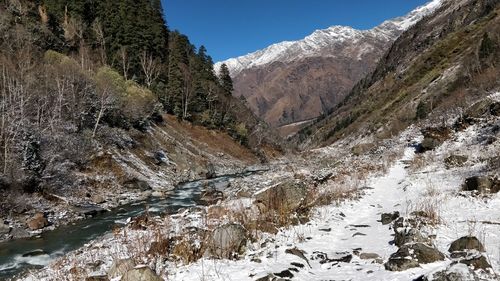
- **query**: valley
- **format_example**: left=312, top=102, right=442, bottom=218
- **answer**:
left=1, top=0, right=499, bottom=280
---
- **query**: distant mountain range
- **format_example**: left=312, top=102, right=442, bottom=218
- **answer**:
left=215, top=0, right=443, bottom=134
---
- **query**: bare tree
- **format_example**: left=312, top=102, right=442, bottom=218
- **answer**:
left=93, top=72, right=116, bottom=138
left=64, top=15, right=86, bottom=69
left=92, top=19, right=107, bottom=65
left=118, top=46, right=130, bottom=80
left=140, top=51, right=161, bottom=87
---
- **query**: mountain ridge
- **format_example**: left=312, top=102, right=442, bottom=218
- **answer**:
left=215, top=0, right=443, bottom=76
left=213, top=0, right=444, bottom=131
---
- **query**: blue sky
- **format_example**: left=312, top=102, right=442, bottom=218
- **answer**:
left=163, top=0, right=429, bottom=62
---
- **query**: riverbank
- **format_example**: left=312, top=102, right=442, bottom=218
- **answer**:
left=17, top=119, right=500, bottom=280
left=0, top=115, right=265, bottom=244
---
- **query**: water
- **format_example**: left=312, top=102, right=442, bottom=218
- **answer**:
left=0, top=173, right=249, bottom=280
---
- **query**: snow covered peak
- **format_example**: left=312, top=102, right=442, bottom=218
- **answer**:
left=215, top=0, right=443, bottom=77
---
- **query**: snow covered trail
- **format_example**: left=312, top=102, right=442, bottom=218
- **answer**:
left=170, top=144, right=450, bottom=280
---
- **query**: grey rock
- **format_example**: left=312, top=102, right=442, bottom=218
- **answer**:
left=0, top=221, right=11, bottom=235
left=10, top=227, right=30, bottom=239
left=385, top=243, right=445, bottom=271
left=448, top=236, right=485, bottom=253
left=255, top=180, right=308, bottom=213
left=285, top=247, right=311, bottom=268
left=459, top=253, right=491, bottom=270
left=490, top=102, right=500, bottom=116
left=381, top=211, right=400, bottom=225
left=108, top=258, right=135, bottom=279
left=463, top=176, right=493, bottom=193
left=422, top=263, right=479, bottom=281
left=90, top=194, right=106, bottom=204
left=359, top=253, right=381, bottom=260
left=418, top=127, right=451, bottom=153
left=210, top=223, right=247, bottom=258
left=394, top=227, right=428, bottom=247
left=274, top=269, right=294, bottom=279
left=121, top=266, right=163, bottom=281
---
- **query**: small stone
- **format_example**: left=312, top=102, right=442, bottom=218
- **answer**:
left=381, top=212, right=400, bottom=225
left=274, top=269, right=294, bottom=279
left=359, top=253, right=381, bottom=260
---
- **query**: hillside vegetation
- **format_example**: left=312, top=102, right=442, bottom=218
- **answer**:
left=296, top=0, right=500, bottom=148
left=0, top=0, right=276, bottom=196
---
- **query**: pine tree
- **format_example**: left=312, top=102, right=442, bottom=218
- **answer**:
left=219, top=63, right=233, bottom=95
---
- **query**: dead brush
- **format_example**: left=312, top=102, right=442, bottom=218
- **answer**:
left=171, top=231, right=209, bottom=264
left=408, top=154, right=427, bottom=172
left=412, top=196, right=442, bottom=226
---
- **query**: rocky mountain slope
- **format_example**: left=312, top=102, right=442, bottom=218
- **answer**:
left=297, top=0, right=500, bottom=148
left=215, top=0, right=443, bottom=131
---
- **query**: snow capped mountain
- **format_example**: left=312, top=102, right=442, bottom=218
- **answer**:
left=215, top=0, right=443, bottom=76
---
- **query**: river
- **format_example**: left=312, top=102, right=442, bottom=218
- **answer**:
left=0, top=171, right=256, bottom=280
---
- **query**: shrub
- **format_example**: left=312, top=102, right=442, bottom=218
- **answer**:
left=95, top=67, right=160, bottom=129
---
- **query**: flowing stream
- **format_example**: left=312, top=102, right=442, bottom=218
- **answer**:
left=0, top=171, right=256, bottom=280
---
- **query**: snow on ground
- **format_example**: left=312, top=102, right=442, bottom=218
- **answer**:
left=19, top=110, right=500, bottom=281
left=168, top=143, right=450, bottom=281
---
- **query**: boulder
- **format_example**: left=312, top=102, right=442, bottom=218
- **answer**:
left=90, top=194, right=106, bottom=204
left=444, top=155, right=468, bottom=169
left=0, top=221, right=11, bottom=235
left=420, top=263, right=479, bottom=281
left=490, top=102, right=500, bottom=116
left=394, top=227, right=428, bottom=247
left=153, top=150, right=169, bottom=165
left=418, top=127, right=451, bottom=153
left=210, top=223, right=247, bottom=258
left=385, top=243, right=445, bottom=271
left=27, top=212, right=49, bottom=230
left=448, top=236, right=485, bottom=253
left=255, top=180, right=308, bottom=213
left=465, top=100, right=492, bottom=119
left=463, top=176, right=497, bottom=194
left=381, top=211, right=400, bottom=225
left=460, top=254, right=491, bottom=270
left=121, top=266, right=163, bottom=281
left=108, top=258, right=135, bottom=279
left=10, top=227, right=30, bottom=239
left=123, top=178, right=151, bottom=191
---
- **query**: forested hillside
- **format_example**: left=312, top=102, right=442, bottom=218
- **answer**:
left=0, top=0, right=273, bottom=195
